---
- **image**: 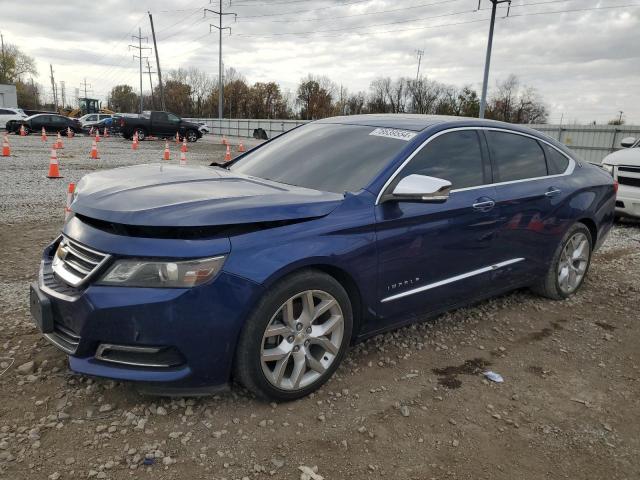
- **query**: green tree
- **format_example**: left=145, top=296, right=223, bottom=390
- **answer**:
left=0, top=42, right=37, bottom=84
left=109, top=85, right=138, bottom=113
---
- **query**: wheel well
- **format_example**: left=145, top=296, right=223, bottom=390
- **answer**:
left=578, top=218, right=597, bottom=246
left=283, top=265, right=364, bottom=342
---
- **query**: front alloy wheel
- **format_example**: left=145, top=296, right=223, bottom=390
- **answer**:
left=234, top=270, right=352, bottom=401
left=260, top=290, right=344, bottom=391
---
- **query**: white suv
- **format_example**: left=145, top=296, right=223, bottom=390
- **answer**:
left=602, top=136, right=640, bottom=219
left=78, top=113, right=112, bottom=128
left=0, top=107, right=27, bottom=128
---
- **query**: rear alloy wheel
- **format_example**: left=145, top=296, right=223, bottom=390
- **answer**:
left=557, top=231, right=590, bottom=295
left=532, top=223, right=592, bottom=300
left=235, top=270, right=352, bottom=401
left=134, top=128, right=146, bottom=141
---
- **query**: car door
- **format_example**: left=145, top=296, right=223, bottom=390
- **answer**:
left=32, top=115, right=48, bottom=132
left=486, top=129, right=574, bottom=282
left=0, top=109, right=11, bottom=128
left=373, top=129, right=512, bottom=326
left=150, top=111, right=172, bottom=136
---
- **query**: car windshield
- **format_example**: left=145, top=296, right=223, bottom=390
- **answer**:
left=229, top=123, right=412, bottom=194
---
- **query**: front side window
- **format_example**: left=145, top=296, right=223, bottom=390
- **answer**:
left=167, top=113, right=180, bottom=123
left=86, top=115, right=97, bottom=122
left=487, top=131, right=547, bottom=182
left=392, top=130, right=485, bottom=190
left=230, top=123, right=412, bottom=194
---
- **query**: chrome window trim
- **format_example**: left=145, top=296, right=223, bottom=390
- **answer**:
left=375, top=126, right=575, bottom=205
left=95, top=344, right=176, bottom=368
left=381, top=258, right=525, bottom=303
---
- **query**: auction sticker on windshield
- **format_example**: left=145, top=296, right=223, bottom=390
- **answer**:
left=369, top=128, right=417, bottom=141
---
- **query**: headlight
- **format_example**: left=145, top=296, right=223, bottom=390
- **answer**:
left=601, top=163, right=614, bottom=176
left=97, top=256, right=226, bottom=288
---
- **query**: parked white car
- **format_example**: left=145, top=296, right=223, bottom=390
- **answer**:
left=78, top=113, right=113, bottom=128
left=601, top=136, right=640, bottom=219
left=0, top=107, right=27, bottom=129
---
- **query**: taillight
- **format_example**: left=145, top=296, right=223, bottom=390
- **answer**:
left=120, top=118, right=125, bottom=127
left=613, top=181, right=619, bottom=194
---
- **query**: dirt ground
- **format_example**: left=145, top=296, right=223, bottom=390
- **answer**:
left=0, top=133, right=639, bottom=480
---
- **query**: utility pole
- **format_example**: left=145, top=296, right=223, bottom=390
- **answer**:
left=80, top=78, right=91, bottom=99
left=0, top=33, right=5, bottom=83
left=415, top=49, right=424, bottom=80
left=618, top=111, right=624, bottom=124
left=205, top=2, right=237, bottom=119
left=148, top=12, right=166, bottom=111
left=60, top=81, right=66, bottom=109
left=129, top=27, right=151, bottom=114
left=146, top=59, right=156, bottom=110
left=478, top=0, right=511, bottom=119
left=49, top=64, right=58, bottom=110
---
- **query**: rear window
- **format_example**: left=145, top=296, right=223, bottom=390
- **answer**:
left=230, top=123, right=412, bottom=194
left=541, top=143, right=570, bottom=175
left=487, top=131, right=547, bottom=182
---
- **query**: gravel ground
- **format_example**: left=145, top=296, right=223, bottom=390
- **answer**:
left=0, top=134, right=639, bottom=480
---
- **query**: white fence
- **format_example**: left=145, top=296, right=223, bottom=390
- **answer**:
left=186, top=118, right=640, bottom=164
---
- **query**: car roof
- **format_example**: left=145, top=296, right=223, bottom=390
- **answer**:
left=315, top=114, right=536, bottom=133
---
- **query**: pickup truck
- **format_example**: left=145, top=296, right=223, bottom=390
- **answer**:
left=119, top=111, right=203, bottom=142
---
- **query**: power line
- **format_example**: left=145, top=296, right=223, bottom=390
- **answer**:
left=237, top=0, right=465, bottom=24
left=204, top=1, right=237, bottom=119
left=129, top=28, right=151, bottom=113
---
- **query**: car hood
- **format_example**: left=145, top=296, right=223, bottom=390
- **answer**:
left=71, top=164, right=344, bottom=227
left=602, top=148, right=640, bottom=166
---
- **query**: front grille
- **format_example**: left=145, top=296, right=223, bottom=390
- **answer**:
left=52, top=236, right=110, bottom=287
left=618, top=176, right=640, bottom=188
left=45, top=322, right=81, bottom=354
left=618, top=166, right=640, bottom=174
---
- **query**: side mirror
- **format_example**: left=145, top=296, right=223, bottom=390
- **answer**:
left=620, top=137, right=636, bottom=148
left=383, top=174, right=452, bottom=203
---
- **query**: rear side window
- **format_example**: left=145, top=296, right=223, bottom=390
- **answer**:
left=487, top=131, right=547, bottom=182
left=394, top=130, right=485, bottom=189
left=0, top=109, right=10, bottom=115
left=541, top=143, right=570, bottom=175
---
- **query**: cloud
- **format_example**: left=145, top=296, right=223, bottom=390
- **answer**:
left=2, top=0, right=639, bottom=123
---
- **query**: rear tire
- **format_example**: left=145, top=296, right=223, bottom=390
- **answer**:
left=531, top=222, right=592, bottom=300
left=234, top=270, right=353, bottom=401
left=133, top=128, right=146, bottom=141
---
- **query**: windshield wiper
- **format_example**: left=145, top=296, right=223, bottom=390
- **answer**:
left=209, top=161, right=229, bottom=169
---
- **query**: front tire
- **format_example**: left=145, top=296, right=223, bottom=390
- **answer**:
left=186, top=129, right=198, bottom=142
left=234, top=270, right=353, bottom=401
left=531, top=222, right=592, bottom=300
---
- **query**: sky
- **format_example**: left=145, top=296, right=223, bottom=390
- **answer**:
left=1, top=0, right=639, bottom=124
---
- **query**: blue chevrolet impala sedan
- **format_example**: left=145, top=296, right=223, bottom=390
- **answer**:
left=29, top=115, right=616, bottom=400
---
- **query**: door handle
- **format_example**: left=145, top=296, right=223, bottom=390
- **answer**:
left=472, top=200, right=496, bottom=212
left=545, top=188, right=562, bottom=197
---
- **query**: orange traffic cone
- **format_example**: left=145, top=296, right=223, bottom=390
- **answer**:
left=132, top=133, right=139, bottom=150
left=89, top=139, right=100, bottom=159
left=224, top=144, right=231, bottom=162
left=89, top=126, right=94, bottom=136
left=1, top=134, right=10, bottom=157
left=181, top=138, right=187, bottom=153
left=41, top=127, right=47, bottom=142
left=237, top=142, right=245, bottom=153
left=103, top=126, right=109, bottom=138
left=66, top=127, right=73, bottom=138
left=175, top=132, right=180, bottom=144
left=220, top=135, right=226, bottom=145
left=95, top=130, right=101, bottom=143
left=180, top=151, right=187, bottom=166
left=55, top=132, right=64, bottom=149
left=19, top=125, right=26, bottom=136
left=65, top=183, right=75, bottom=220
left=47, top=147, right=62, bottom=178
left=163, top=140, right=170, bottom=161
